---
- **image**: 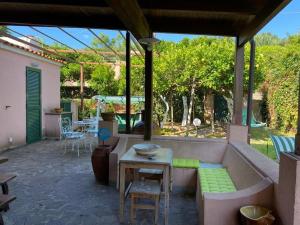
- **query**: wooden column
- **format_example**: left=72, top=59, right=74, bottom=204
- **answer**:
left=125, top=31, right=131, bottom=134
left=246, top=39, right=255, bottom=143
left=144, top=43, right=153, bottom=140
left=232, top=37, right=245, bottom=125
left=295, top=72, right=300, bottom=155
left=80, top=64, right=84, bottom=111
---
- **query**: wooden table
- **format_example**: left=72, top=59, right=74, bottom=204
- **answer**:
left=119, top=147, right=173, bottom=225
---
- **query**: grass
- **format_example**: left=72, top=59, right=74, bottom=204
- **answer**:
left=250, top=127, right=294, bottom=161
left=160, top=122, right=294, bottom=161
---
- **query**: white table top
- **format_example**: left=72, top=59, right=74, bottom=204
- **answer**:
left=73, top=120, right=96, bottom=125
left=120, top=147, right=173, bottom=165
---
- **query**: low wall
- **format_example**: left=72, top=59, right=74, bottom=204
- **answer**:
left=199, top=178, right=273, bottom=225
left=125, top=135, right=228, bottom=162
left=229, top=141, right=282, bottom=224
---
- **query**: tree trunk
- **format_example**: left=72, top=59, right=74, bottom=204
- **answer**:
left=211, top=93, right=215, bottom=133
left=204, top=90, right=215, bottom=132
left=170, top=95, right=174, bottom=129
left=187, top=77, right=196, bottom=125
left=182, top=96, right=188, bottom=126
left=160, top=95, right=169, bottom=128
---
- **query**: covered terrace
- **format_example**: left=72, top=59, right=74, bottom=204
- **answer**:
left=0, top=0, right=298, bottom=225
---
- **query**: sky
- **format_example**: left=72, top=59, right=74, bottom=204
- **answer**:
left=7, top=0, right=300, bottom=49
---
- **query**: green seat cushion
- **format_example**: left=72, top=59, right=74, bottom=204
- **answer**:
left=199, top=162, right=224, bottom=169
left=199, top=168, right=236, bottom=193
left=173, top=158, right=199, bottom=168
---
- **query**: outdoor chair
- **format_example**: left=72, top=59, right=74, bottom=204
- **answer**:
left=270, top=135, right=295, bottom=160
left=59, top=117, right=85, bottom=157
left=84, top=117, right=99, bottom=152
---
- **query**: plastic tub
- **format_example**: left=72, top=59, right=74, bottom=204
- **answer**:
left=240, top=206, right=275, bottom=225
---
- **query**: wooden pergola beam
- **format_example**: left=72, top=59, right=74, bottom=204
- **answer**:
left=144, top=41, right=153, bottom=140
left=232, top=37, right=245, bottom=125
left=238, top=0, right=291, bottom=47
left=104, top=0, right=151, bottom=40
left=125, top=31, right=131, bottom=134
left=246, top=39, right=255, bottom=143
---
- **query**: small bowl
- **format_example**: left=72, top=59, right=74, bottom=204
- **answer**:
left=54, top=108, right=63, bottom=113
left=133, top=144, right=160, bottom=157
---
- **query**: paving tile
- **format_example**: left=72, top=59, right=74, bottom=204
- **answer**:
left=1, top=140, right=198, bottom=225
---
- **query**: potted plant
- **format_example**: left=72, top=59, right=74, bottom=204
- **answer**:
left=101, top=103, right=115, bottom=121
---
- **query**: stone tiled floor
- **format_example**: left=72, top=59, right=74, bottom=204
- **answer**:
left=0, top=140, right=198, bottom=225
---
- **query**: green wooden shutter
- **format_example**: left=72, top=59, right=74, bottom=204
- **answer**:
left=60, top=100, right=72, bottom=122
left=26, top=67, right=41, bottom=144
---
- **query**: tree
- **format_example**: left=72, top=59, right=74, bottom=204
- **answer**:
left=89, top=65, right=119, bottom=96
left=255, top=33, right=282, bottom=46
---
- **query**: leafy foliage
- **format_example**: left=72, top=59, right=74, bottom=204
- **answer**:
left=260, top=39, right=300, bottom=131
left=55, top=31, right=300, bottom=131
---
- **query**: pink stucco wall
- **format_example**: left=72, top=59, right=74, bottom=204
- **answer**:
left=0, top=46, right=61, bottom=150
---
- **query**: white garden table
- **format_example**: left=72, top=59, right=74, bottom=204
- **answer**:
left=119, top=147, right=173, bottom=225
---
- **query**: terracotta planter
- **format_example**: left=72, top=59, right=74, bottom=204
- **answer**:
left=101, top=112, right=115, bottom=121
left=91, top=145, right=113, bottom=184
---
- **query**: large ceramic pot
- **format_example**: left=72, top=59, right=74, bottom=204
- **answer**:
left=101, top=112, right=115, bottom=121
left=91, top=145, right=113, bottom=184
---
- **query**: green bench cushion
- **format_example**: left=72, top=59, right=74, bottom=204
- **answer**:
left=173, top=158, right=200, bottom=168
left=199, top=168, right=236, bottom=193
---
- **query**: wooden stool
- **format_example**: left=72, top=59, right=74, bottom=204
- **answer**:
left=0, top=173, right=16, bottom=212
left=129, top=181, right=161, bottom=225
left=0, top=194, right=16, bottom=225
left=138, top=169, right=163, bottom=181
left=138, top=168, right=173, bottom=193
left=0, top=173, right=16, bottom=195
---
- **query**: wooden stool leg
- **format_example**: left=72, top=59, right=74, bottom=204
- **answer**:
left=1, top=183, right=8, bottom=195
left=130, top=195, right=136, bottom=225
left=154, top=195, right=159, bottom=225
left=1, top=184, right=9, bottom=212
left=0, top=214, right=3, bottom=225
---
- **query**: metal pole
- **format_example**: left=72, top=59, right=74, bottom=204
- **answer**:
left=80, top=64, right=84, bottom=112
left=125, top=31, right=131, bottom=134
left=232, top=37, right=245, bottom=125
left=295, top=72, right=300, bottom=155
left=144, top=38, right=153, bottom=140
left=247, top=38, right=255, bottom=144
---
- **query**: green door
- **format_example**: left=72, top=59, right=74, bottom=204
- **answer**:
left=26, top=67, right=41, bottom=144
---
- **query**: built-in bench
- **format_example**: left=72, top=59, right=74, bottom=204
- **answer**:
left=109, top=135, right=275, bottom=225
left=196, top=144, right=274, bottom=225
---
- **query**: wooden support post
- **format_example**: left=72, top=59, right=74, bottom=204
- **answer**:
left=246, top=39, right=255, bottom=143
left=232, top=37, right=245, bottom=125
left=144, top=40, right=153, bottom=140
left=80, top=64, right=84, bottom=112
left=126, top=31, right=131, bottom=134
left=295, top=72, right=300, bottom=155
